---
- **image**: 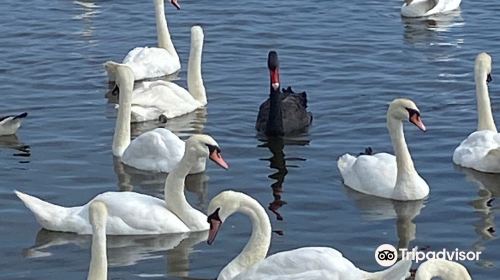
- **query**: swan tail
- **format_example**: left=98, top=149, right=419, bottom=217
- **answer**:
left=337, top=153, right=356, bottom=175
left=359, top=147, right=373, bottom=156
left=15, top=190, right=71, bottom=231
left=0, top=113, right=28, bottom=135
left=368, top=260, right=412, bottom=280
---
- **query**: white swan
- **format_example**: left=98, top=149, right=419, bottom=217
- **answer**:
left=15, top=134, right=229, bottom=235
left=0, top=112, right=27, bottom=136
left=337, top=98, right=429, bottom=201
left=107, top=61, right=205, bottom=173
left=414, top=259, right=471, bottom=280
left=401, top=0, right=461, bottom=18
left=453, top=52, right=500, bottom=173
left=125, top=25, right=207, bottom=122
left=105, top=0, right=181, bottom=81
left=87, top=201, right=108, bottom=280
left=206, top=191, right=412, bottom=280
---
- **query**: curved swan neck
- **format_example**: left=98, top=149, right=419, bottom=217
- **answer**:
left=87, top=224, right=107, bottom=280
left=164, top=146, right=205, bottom=229
left=415, top=259, right=471, bottom=280
left=112, top=66, right=133, bottom=157
left=164, top=150, right=192, bottom=204
left=475, top=69, right=497, bottom=132
left=219, top=197, right=271, bottom=280
left=155, top=0, right=178, bottom=59
left=387, top=116, right=417, bottom=180
left=187, top=27, right=206, bottom=105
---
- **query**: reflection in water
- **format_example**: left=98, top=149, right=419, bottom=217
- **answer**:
left=402, top=10, right=464, bottom=46
left=73, top=1, right=100, bottom=40
left=113, top=156, right=210, bottom=208
left=345, top=189, right=424, bottom=250
left=455, top=166, right=499, bottom=268
left=23, top=229, right=207, bottom=270
left=108, top=107, right=208, bottom=139
left=258, top=137, right=309, bottom=221
left=0, top=135, right=31, bottom=159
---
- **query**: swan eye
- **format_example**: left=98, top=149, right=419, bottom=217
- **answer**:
left=207, top=208, right=221, bottom=223
left=487, top=73, right=492, bottom=83
left=405, top=108, right=420, bottom=117
left=206, top=144, right=221, bottom=154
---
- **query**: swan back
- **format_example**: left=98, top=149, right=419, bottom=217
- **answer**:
left=415, top=259, right=471, bottom=280
left=87, top=201, right=108, bottom=280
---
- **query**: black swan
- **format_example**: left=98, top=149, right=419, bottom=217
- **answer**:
left=255, top=51, right=312, bottom=137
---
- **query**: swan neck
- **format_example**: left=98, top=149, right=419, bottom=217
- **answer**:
left=415, top=260, right=471, bottom=280
left=164, top=147, right=202, bottom=228
left=475, top=71, right=497, bottom=132
left=87, top=225, right=107, bottom=280
left=155, top=0, right=178, bottom=59
left=187, top=30, right=206, bottom=105
left=266, top=88, right=284, bottom=136
left=112, top=68, right=132, bottom=157
left=387, top=116, right=416, bottom=180
left=219, top=197, right=271, bottom=280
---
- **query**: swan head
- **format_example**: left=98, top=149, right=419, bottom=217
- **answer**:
left=206, top=191, right=248, bottom=245
left=475, top=52, right=492, bottom=83
left=185, top=134, right=229, bottom=169
left=268, top=51, right=280, bottom=91
left=170, top=0, right=181, bottom=10
left=191, top=25, right=204, bottom=46
left=388, top=98, right=426, bottom=131
left=415, top=259, right=471, bottom=280
left=105, top=62, right=134, bottom=95
left=89, top=200, right=108, bottom=230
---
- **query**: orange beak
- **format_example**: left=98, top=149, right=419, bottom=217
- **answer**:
left=171, top=0, right=181, bottom=10
left=410, top=114, right=426, bottom=132
left=209, top=149, right=229, bottom=169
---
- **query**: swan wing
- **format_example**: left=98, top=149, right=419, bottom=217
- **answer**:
left=453, top=130, right=500, bottom=173
left=401, top=0, right=461, bottom=17
left=281, top=91, right=312, bottom=134
left=122, top=47, right=180, bottom=80
left=231, top=247, right=365, bottom=280
left=337, top=152, right=396, bottom=199
left=122, top=128, right=185, bottom=173
left=15, top=191, right=189, bottom=235
left=84, top=192, right=189, bottom=234
left=255, top=98, right=270, bottom=132
left=255, top=90, right=312, bottom=134
left=131, top=81, right=201, bottom=121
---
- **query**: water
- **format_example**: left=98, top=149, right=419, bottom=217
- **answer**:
left=1, top=0, right=499, bottom=278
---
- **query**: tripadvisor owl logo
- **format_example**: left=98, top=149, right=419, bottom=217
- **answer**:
left=375, top=244, right=398, bottom=267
